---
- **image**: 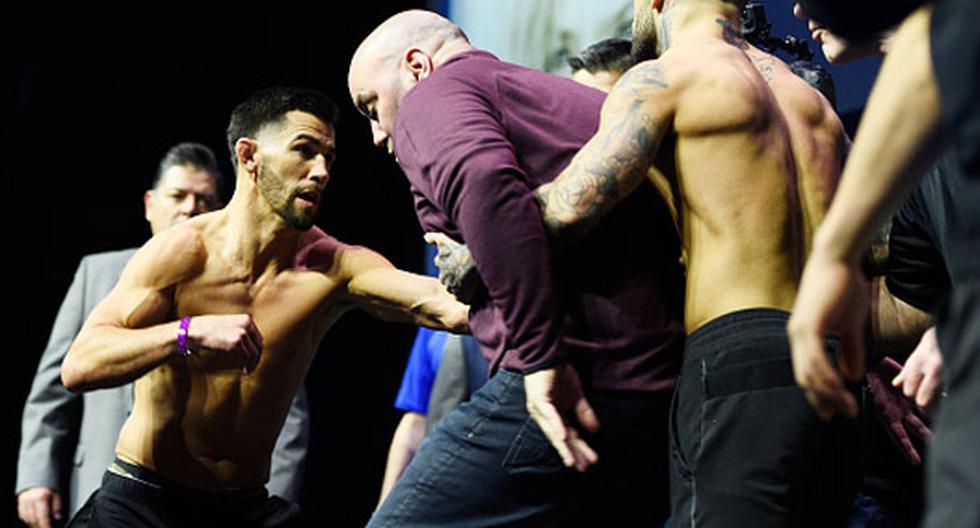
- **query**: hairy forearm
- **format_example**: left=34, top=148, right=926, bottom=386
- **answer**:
left=62, top=321, right=180, bottom=392
left=812, top=6, right=944, bottom=264
left=349, top=270, right=469, bottom=333
left=869, top=277, right=933, bottom=359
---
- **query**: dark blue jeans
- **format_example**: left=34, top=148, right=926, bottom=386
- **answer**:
left=669, top=309, right=861, bottom=527
left=369, top=369, right=672, bottom=527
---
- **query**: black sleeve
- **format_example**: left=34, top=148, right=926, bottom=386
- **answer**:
left=885, top=172, right=950, bottom=313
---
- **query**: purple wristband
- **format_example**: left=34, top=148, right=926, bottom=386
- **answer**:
left=177, top=316, right=192, bottom=357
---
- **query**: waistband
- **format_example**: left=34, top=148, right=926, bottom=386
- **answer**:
left=684, top=308, right=791, bottom=364
left=108, top=458, right=266, bottom=504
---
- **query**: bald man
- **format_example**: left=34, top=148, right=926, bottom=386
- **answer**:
left=534, top=0, right=860, bottom=525
left=350, top=10, right=684, bottom=528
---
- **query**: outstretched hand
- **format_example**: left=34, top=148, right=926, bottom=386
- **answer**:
left=524, top=364, right=600, bottom=472
left=788, top=255, right=868, bottom=420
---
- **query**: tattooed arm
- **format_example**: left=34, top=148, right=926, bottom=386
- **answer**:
left=533, top=60, right=676, bottom=241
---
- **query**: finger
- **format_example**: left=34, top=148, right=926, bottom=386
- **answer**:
left=51, top=493, right=62, bottom=521
left=903, top=373, right=924, bottom=401
left=916, top=372, right=941, bottom=409
left=529, top=402, right=574, bottom=467
left=17, top=498, right=35, bottom=526
left=574, top=397, right=601, bottom=434
left=33, top=499, right=52, bottom=528
left=566, top=428, right=599, bottom=471
left=794, top=332, right=852, bottom=419
left=422, top=232, right=443, bottom=246
left=892, top=368, right=905, bottom=387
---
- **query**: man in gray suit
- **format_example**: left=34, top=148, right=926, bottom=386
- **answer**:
left=16, top=143, right=311, bottom=528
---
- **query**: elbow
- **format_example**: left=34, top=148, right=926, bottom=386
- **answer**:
left=60, top=354, right=95, bottom=393
left=60, top=361, right=85, bottom=393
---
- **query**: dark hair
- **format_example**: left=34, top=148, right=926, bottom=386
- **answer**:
left=226, top=86, right=340, bottom=167
left=567, top=38, right=635, bottom=75
left=153, top=142, right=222, bottom=190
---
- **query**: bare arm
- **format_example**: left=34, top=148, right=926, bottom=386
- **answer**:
left=869, top=277, right=933, bottom=359
left=533, top=61, right=675, bottom=240
left=342, top=246, right=469, bottom=334
left=788, top=6, right=944, bottom=419
left=62, top=227, right=263, bottom=391
left=376, top=411, right=428, bottom=508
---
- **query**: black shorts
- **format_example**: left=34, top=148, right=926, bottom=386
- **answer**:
left=669, top=308, right=860, bottom=527
left=69, top=458, right=301, bottom=528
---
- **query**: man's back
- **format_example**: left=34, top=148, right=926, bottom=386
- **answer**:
left=649, top=33, right=843, bottom=331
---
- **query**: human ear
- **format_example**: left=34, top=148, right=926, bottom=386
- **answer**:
left=404, top=48, right=433, bottom=82
left=235, top=138, right=260, bottom=177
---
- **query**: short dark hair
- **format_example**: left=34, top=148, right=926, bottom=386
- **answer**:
left=226, top=86, right=340, bottom=167
left=567, top=38, right=635, bottom=75
left=153, top=142, right=222, bottom=190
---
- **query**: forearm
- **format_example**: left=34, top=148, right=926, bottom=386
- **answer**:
left=349, top=269, right=469, bottom=333
left=812, top=6, right=944, bottom=264
left=869, top=277, right=933, bottom=359
left=62, top=321, right=182, bottom=392
left=378, top=412, right=427, bottom=506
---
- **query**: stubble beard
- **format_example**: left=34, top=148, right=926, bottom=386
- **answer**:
left=256, top=165, right=317, bottom=231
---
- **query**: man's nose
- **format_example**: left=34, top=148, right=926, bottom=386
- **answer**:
left=371, top=121, right=389, bottom=149
left=309, top=155, right=330, bottom=186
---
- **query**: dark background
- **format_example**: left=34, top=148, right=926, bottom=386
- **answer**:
left=9, top=1, right=878, bottom=526
left=10, top=2, right=431, bottom=526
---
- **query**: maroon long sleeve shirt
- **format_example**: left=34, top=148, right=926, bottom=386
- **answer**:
left=392, top=51, right=684, bottom=393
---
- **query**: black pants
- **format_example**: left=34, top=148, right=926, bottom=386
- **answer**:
left=68, top=458, right=301, bottom=528
left=669, top=308, right=860, bottom=527
left=925, top=282, right=980, bottom=528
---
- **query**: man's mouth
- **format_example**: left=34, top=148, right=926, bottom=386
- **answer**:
left=296, top=189, right=320, bottom=206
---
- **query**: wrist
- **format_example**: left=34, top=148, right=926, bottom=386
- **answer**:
left=176, top=316, right=193, bottom=357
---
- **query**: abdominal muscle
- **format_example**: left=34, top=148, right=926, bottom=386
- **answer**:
left=116, top=353, right=302, bottom=491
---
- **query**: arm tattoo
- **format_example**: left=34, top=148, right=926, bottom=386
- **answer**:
left=534, top=63, right=668, bottom=241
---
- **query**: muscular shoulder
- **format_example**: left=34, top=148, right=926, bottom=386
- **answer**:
left=122, top=222, right=208, bottom=289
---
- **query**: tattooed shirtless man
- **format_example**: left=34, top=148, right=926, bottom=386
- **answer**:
left=532, top=0, right=857, bottom=526
left=60, top=87, right=468, bottom=528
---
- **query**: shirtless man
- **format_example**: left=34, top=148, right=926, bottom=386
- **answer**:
left=534, top=0, right=855, bottom=525
left=60, top=86, right=468, bottom=528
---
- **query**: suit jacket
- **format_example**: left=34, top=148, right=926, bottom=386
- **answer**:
left=17, top=249, right=310, bottom=516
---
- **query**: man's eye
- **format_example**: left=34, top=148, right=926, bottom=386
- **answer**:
left=297, top=145, right=317, bottom=159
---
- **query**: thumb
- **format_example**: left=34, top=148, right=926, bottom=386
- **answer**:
left=575, top=397, right=600, bottom=433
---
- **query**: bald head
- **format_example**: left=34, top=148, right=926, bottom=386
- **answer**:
left=348, top=10, right=472, bottom=154
left=351, top=10, right=468, bottom=74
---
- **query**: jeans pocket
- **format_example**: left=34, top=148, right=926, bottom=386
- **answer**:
left=502, top=418, right=566, bottom=475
